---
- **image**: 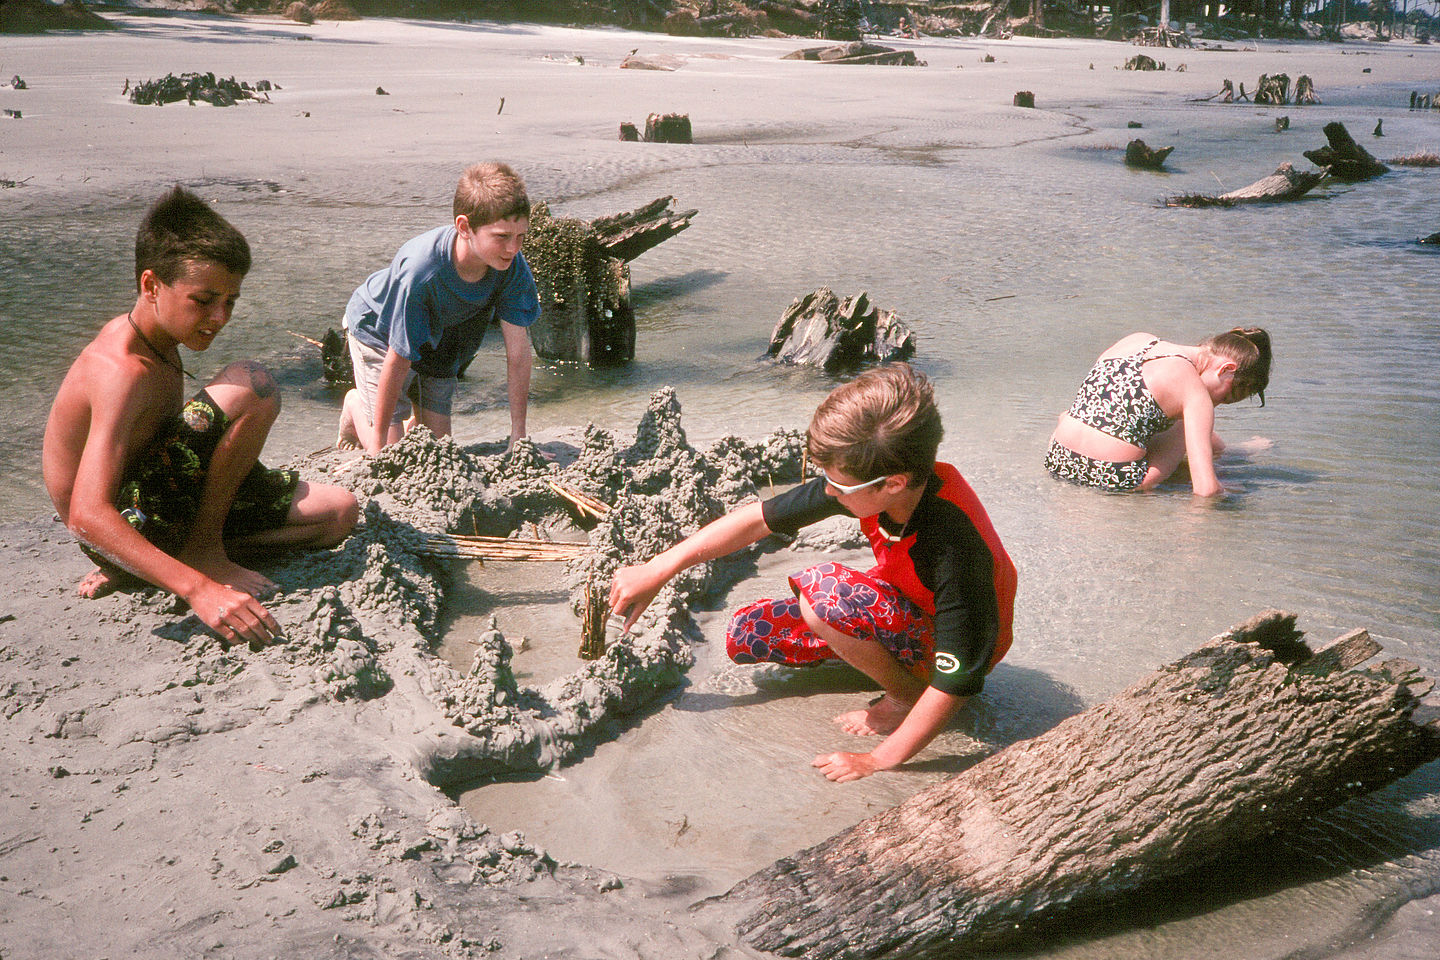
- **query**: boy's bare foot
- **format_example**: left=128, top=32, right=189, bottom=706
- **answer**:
left=834, top=693, right=914, bottom=737
left=336, top=389, right=365, bottom=451
left=76, top=565, right=139, bottom=599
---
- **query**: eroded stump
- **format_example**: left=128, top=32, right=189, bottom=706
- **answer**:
left=722, top=611, right=1440, bottom=959
left=766, top=289, right=916, bottom=371
left=1303, top=121, right=1390, bottom=181
left=1124, top=138, right=1174, bottom=169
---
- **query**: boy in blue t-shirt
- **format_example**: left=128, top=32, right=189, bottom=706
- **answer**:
left=337, top=162, right=541, bottom=454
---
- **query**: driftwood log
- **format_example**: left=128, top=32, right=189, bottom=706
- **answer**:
left=1165, top=161, right=1326, bottom=208
left=767, top=288, right=916, bottom=371
left=1303, top=121, right=1390, bottom=181
left=782, top=42, right=921, bottom=66
left=721, top=611, right=1440, bottom=959
left=1124, top=138, right=1173, bottom=170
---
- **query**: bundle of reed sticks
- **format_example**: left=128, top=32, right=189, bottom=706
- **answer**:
left=416, top=533, right=588, bottom=562
left=546, top=480, right=611, bottom=520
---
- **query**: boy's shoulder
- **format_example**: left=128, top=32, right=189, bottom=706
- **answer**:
left=64, top=317, right=176, bottom=404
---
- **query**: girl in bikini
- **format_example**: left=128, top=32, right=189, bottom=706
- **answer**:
left=1045, top=327, right=1272, bottom=497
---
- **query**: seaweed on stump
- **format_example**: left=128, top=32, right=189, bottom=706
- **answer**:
left=1124, top=139, right=1174, bottom=169
left=719, top=611, right=1440, bottom=960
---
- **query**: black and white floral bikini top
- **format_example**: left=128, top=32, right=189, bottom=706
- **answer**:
left=1066, top=339, right=1195, bottom=447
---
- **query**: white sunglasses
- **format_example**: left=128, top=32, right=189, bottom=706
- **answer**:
left=818, top=469, right=886, bottom=495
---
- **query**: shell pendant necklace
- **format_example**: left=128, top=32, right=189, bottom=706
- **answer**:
left=127, top=310, right=192, bottom=379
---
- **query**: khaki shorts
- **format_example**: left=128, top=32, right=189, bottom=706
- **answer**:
left=346, top=332, right=458, bottom=424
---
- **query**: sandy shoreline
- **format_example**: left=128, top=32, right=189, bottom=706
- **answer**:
left=4, top=13, right=1440, bottom=960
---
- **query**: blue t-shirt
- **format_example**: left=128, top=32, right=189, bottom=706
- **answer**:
left=345, top=225, right=540, bottom=378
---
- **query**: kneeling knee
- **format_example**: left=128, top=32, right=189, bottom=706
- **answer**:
left=216, top=360, right=282, bottom=414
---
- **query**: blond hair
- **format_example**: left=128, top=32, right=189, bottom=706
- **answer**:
left=453, top=161, right=530, bottom=227
left=807, top=363, right=942, bottom=482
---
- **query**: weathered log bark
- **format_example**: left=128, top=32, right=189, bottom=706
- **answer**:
left=590, top=195, right=698, bottom=263
left=1124, top=138, right=1174, bottom=169
left=1123, top=53, right=1165, bottom=70
left=767, top=288, right=916, bottom=371
left=721, top=611, right=1440, bottom=960
left=1165, top=161, right=1326, bottom=207
left=1303, top=121, right=1390, bottom=181
left=782, top=41, right=920, bottom=65
left=1254, top=72, right=1290, bottom=105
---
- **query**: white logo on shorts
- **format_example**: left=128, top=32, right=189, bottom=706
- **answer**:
left=934, top=652, right=960, bottom=674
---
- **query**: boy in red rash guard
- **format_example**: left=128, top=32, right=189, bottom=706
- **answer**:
left=609, top=363, right=1016, bottom=782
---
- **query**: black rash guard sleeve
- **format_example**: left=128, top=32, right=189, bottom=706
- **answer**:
left=760, top=477, right=850, bottom=536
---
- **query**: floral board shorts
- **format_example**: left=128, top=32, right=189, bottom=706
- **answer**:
left=86, top=390, right=299, bottom=562
left=725, top=562, right=933, bottom=675
left=1044, top=438, right=1147, bottom=492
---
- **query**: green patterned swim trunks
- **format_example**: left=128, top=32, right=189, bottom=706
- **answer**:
left=107, top=389, right=299, bottom=556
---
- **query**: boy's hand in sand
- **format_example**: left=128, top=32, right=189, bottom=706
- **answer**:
left=813, top=751, right=884, bottom=783
left=608, top=560, right=667, bottom=632
left=188, top=579, right=282, bottom=647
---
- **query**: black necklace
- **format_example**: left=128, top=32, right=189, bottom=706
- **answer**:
left=127, top=310, right=191, bottom=379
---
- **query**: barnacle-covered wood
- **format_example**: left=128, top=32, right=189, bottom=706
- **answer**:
left=724, top=610, right=1440, bottom=960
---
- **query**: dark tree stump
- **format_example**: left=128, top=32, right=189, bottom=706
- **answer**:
left=767, top=288, right=916, bottom=371
left=1303, top=121, right=1390, bottom=181
left=1124, top=138, right=1174, bottom=169
left=721, top=611, right=1440, bottom=960
left=1013, top=90, right=1035, bottom=108
left=618, top=122, right=639, bottom=141
left=1294, top=74, right=1320, bottom=105
left=643, top=112, right=692, bottom=143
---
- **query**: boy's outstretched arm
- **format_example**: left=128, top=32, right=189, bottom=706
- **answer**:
left=609, top=501, right=771, bottom=631
left=501, top=320, right=532, bottom=449
left=813, top=687, right=967, bottom=782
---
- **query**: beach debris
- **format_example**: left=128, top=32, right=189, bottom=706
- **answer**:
left=1255, top=73, right=1290, bottom=105
left=0, top=176, right=33, bottom=188
left=1123, top=54, right=1164, bottom=70
left=1127, top=120, right=1142, bottom=128
left=783, top=41, right=923, bottom=66
left=1165, top=161, right=1327, bottom=208
left=128, top=73, right=275, bottom=107
left=621, top=53, right=685, bottom=71
left=720, top=611, right=1440, bottom=959
left=618, top=122, right=639, bottom=141
left=1373, top=118, right=1384, bottom=137
left=1420, top=231, right=1440, bottom=245
left=643, top=112, right=691, bottom=143
left=1410, top=91, right=1439, bottom=111
left=579, top=576, right=607, bottom=661
left=1302, top=121, right=1389, bottom=181
left=1295, top=74, right=1321, bottom=104
left=1390, top=150, right=1440, bottom=168
left=1013, top=90, right=1034, bottom=108
left=1275, top=115, right=1290, bottom=132
left=285, top=1, right=315, bottom=24
left=546, top=480, right=610, bottom=522
left=3, top=108, right=20, bottom=119
left=7, top=75, right=25, bottom=90
left=1130, top=25, right=1193, bottom=47
left=319, top=328, right=353, bottom=385
left=1124, top=138, right=1173, bottom=170
left=375, top=86, right=388, bottom=95
left=766, top=288, right=916, bottom=371
left=414, top=533, right=588, bottom=562
left=497, top=96, right=504, bottom=114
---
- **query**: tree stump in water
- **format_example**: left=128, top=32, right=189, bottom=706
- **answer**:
left=721, top=611, right=1440, bottom=959
left=1254, top=72, right=1290, bottom=105
left=1013, top=90, right=1035, bottom=108
left=1303, top=121, right=1390, bottom=181
left=1294, top=74, right=1320, bottom=105
left=643, top=112, right=692, bottom=143
left=767, top=288, right=916, bottom=371
left=1124, top=138, right=1174, bottom=169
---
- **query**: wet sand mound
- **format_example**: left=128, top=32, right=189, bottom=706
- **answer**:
left=0, top=388, right=802, bottom=958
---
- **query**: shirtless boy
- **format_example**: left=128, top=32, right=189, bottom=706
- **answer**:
left=43, top=187, right=358, bottom=646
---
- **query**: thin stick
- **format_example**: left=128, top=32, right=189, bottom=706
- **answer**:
left=286, top=330, right=324, bottom=348
left=546, top=480, right=611, bottom=518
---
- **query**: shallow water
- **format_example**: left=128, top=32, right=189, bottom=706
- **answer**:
left=3, top=17, right=1438, bottom=959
